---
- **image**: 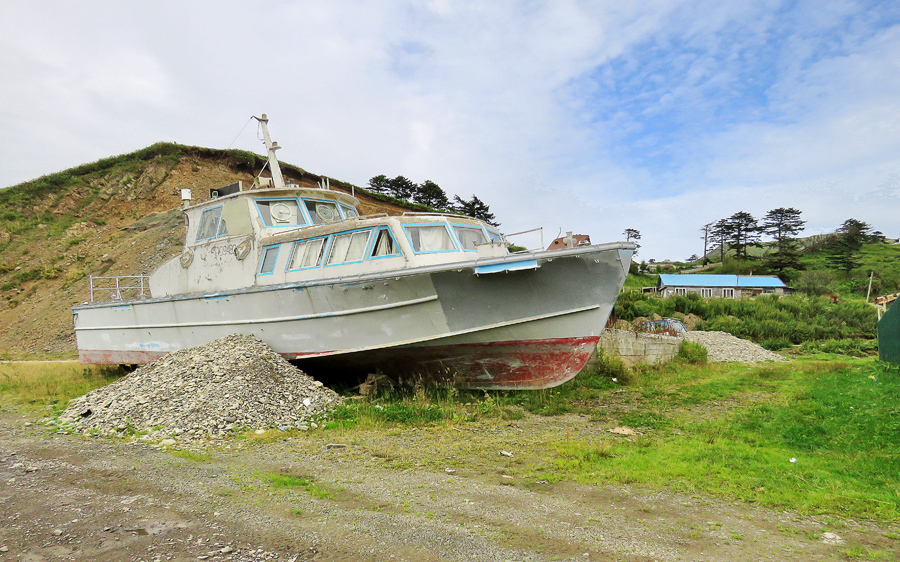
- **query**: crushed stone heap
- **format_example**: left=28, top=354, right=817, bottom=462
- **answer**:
left=681, top=330, right=787, bottom=363
left=61, top=334, right=342, bottom=441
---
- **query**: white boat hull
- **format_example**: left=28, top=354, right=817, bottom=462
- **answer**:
left=74, top=244, right=632, bottom=389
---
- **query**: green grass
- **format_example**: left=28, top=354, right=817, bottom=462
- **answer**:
left=5, top=350, right=899, bottom=523
left=615, top=292, right=877, bottom=345
left=0, top=361, right=126, bottom=408
left=527, top=360, right=900, bottom=520
left=170, top=450, right=213, bottom=462
left=263, top=472, right=333, bottom=499
left=623, top=272, right=658, bottom=291
left=316, top=357, right=900, bottom=521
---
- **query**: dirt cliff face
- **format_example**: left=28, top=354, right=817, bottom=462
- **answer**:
left=0, top=146, right=412, bottom=357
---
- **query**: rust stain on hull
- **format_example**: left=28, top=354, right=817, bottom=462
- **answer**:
left=79, top=336, right=599, bottom=390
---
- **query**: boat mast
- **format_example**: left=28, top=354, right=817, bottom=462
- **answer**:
left=254, top=114, right=286, bottom=189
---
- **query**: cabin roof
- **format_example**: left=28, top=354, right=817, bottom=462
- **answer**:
left=658, top=274, right=786, bottom=288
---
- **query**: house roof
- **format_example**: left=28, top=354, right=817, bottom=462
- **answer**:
left=658, top=274, right=786, bottom=288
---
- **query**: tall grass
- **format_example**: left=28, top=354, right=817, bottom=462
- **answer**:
left=0, top=361, right=125, bottom=408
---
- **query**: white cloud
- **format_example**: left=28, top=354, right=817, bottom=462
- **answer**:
left=1, top=0, right=898, bottom=260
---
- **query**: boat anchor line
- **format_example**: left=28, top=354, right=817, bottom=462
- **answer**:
left=74, top=295, right=440, bottom=332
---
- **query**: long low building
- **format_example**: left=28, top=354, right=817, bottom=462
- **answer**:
left=655, top=274, right=790, bottom=298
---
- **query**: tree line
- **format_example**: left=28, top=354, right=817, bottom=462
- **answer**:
left=698, top=209, right=885, bottom=281
left=366, top=175, right=498, bottom=226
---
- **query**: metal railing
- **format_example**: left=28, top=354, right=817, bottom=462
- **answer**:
left=88, top=275, right=151, bottom=303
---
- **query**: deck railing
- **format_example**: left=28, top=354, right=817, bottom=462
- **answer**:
left=88, top=275, right=151, bottom=303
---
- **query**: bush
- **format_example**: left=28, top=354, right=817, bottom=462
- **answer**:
left=760, top=337, right=793, bottom=351
left=677, top=341, right=708, bottom=364
left=800, top=338, right=878, bottom=357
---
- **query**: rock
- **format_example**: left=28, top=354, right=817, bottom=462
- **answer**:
left=609, top=427, right=636, bottom=436
left=52, top=529, right=63, bottom=536
left=159, top=439, right=177, bottom=447
left=821, top=532, right=844, bottom=545
left=681, top=331, right=787, bottom=363
left=499, top=450, right=514, bottom=457
left=61, top=335, right=342, bottom=442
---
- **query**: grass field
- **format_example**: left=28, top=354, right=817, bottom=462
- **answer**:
left=0, top=361, right=125, bottom=409
left=2, top=354, right=898, bottom=522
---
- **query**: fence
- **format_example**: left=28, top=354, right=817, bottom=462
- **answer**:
left=88, top=275, right=151, bottom=303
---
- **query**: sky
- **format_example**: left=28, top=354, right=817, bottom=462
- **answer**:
left=1, top=0, right=899, bottom=261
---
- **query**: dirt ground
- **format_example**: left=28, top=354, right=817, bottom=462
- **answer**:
left=1, top=406, right=895, bottom=562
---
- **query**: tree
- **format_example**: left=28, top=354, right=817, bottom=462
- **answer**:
left=386, top=176, right=416, bottom=200
left=721, top=211, right=761, bottom=259
left=761, top=207, right=805, bottom=243
left=699, top=222, right=714, bottom=259
left=623, top=228, right=641, bottom=256
left=367, top=174, right=391, bottom=194
left=412, top=180, right=451, bottom=210
left=686, top=254, right=700, bottom=262
left=709, top=219, right=730, bottom=262
left=452, top=194, right=498, bottom=226
left=761, top=207, right=806, bottom=281
left=825, top=218, right=873, bottom=273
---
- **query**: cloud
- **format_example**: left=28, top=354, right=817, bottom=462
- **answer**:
left=1, top=0, right=898, bottom=260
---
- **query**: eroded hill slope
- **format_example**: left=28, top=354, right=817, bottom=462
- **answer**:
left=0, top=144, right=413, bottom=356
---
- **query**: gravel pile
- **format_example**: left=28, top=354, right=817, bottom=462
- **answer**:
left=681, top=330, right=788, bottom=363
left=61, top=334, right=342, bottom=442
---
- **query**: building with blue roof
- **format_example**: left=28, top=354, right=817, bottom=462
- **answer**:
left=656, top=274, right=790, bottom=298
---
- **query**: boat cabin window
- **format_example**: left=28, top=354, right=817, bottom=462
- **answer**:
left=286, top=237, right=327, bottom=270
left=404, top=225, right=458, bottom=253
left=304, top=199, right=341, bottom=224
left=255, top=198, right=306, bottom=227
left=452, top=225, right=488, bottom=251
left=486, top=228, right=503, bottom=243
left=196, top=206, right=224, bottom=241
left=341, top=204, right=359, bottom=218
left=326, top=230, right=370, bottom=265
left=258, top=245, right=280, bottom=275
left=371, top=228, right=401, bottom=258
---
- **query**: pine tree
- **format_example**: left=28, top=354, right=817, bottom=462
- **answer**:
left=824, top=218, right=872, bottom=273
left=722, top=211, right=760, bottom=259
left=367, top=174, right=391, bottom=194
left=761, top=207, right=806, bottom=281
left=412, top=180, right=451, bottom=210
left=452, top=195, right=498, bottom=226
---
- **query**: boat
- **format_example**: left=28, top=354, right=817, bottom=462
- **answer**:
left=73, top=115, right=636, bottom=389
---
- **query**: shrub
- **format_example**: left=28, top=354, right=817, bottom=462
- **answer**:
left=677, top=341, right=708, bottom=364
left=759, top=338, right=793, bottom=351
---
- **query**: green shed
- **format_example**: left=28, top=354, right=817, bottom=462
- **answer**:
left=879, top=302, right=900, bottom=364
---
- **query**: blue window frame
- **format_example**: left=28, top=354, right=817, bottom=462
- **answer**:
left=285, top=236, right=328, bottom=271
left=341, top=204, right=360, bottom=218
left=258, top=244, right=281, bottom=276
left=325, top=228, right=372, bottom=266
left=196, top=206, right=224, bottom=241
left=451, top=224, right=488, bottom=251
left=402, top=223, right=459, bottom=254
left=303, top=198, right=342, bottom=225
left=486, top=228, right=504, bottom=243
left=254, top=197, right=306, bottom=227
left=369, top=227, right=402, bottom=259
